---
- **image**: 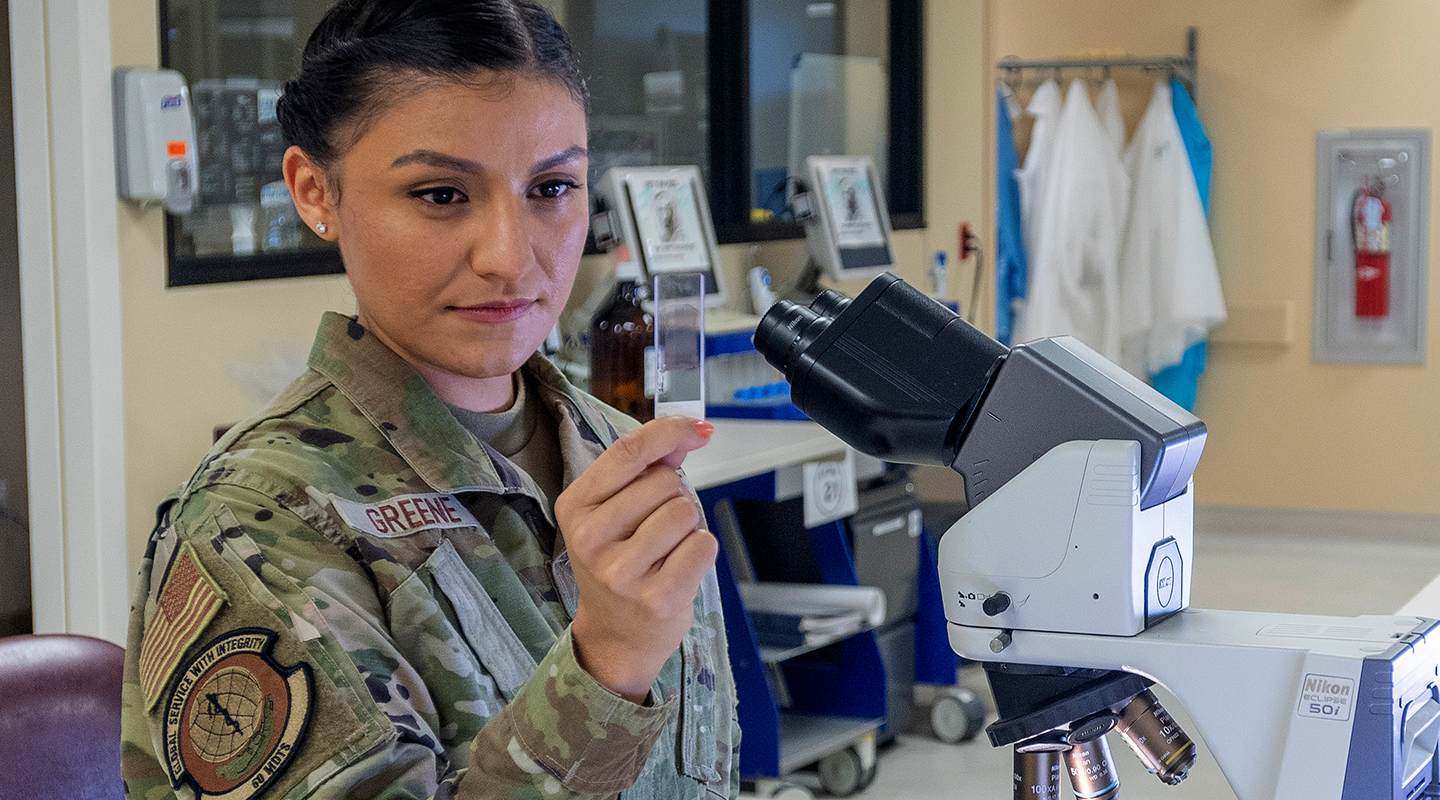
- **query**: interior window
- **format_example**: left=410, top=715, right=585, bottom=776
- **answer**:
left=159, top=0, right=922, bottom=284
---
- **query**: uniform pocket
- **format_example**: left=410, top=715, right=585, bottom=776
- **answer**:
left=387, top=539, right=540, bottom=756
left=424, top=539, right=538, bottom=699
left=677, top=632, right=733, bottom=787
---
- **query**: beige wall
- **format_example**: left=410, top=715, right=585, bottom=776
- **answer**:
left=990, top=0, right=1440, bottom=514
left=112, top=0, right=986, bottom=572
left=113, top=0, right=357, bottom=570
left=126, top=0, right=1440, bottom=554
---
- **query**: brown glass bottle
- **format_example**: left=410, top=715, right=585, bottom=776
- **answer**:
left=589, top=261, right=655, bottom=422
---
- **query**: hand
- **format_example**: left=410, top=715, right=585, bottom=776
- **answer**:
left=556, top=416, right=718, bottom=703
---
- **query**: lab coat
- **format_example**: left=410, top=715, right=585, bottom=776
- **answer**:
left=1171, top=78, right=1211, bottom=218
left=1015, top=79, right=1062, bottom=264
left=995, top=84, right=1029, bottom=345
left=1150, top=78, right=1215, bottom=410
left=1013, top=80, right=1131, bottom=361
left=1117, top=81, right=1226, bottom=380
left=1097, top=78, right=1125, bottom=156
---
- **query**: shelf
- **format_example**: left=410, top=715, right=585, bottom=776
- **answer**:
left=758, top=624, right=875, bottom=663
left=778, top=713, right=883, bottom=774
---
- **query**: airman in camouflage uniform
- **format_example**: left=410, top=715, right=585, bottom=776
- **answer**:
left=121, top=313, right=740, bottom=799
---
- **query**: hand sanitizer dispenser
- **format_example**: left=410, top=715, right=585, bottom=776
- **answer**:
left=113, top=67, right=199, bottom=214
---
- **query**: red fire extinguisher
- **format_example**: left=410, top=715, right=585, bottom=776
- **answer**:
left=1352, top=177, right=1391, bottom=318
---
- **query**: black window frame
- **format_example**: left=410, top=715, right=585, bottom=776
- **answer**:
left=161, top=0, right=924, bottom=286
left=708, top=0, right=924, bottom=246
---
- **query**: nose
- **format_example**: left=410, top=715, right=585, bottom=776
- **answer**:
left=467, top=192, right=532, bottom=281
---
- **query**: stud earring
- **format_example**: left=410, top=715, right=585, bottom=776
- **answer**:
left=315, top=222, right=329, bottom=235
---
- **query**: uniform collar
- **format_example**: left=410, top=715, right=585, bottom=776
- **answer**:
left=305, top=312, right=620, bottom=498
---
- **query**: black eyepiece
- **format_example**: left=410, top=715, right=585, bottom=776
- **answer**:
left=755, top=299, right=831, bottom=377
left=752, top=274, right=1008, bottom=467
left=809, top=289, right=852, bottom=319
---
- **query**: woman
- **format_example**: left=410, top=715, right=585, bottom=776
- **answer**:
left=119, top=1, right=739, bottom=798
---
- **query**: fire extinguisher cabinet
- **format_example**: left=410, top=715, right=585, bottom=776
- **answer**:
left=1313, top=128, right=1430, bottom=365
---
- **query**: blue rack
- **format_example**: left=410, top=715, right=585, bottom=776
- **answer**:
left=697, top=475, right=887, bottom=782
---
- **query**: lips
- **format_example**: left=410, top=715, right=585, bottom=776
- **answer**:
left=450, top=300, right=536, bottom=324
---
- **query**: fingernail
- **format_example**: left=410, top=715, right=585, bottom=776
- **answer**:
left=693, top=420, right=714, bottom=438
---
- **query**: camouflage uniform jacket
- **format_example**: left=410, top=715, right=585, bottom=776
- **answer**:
left=121, top=312, right=739, bottom=800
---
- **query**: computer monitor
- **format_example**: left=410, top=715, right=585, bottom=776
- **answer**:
left=800, top=155, right=896, bottom=283
left=592, top=165, right=728, bottom=308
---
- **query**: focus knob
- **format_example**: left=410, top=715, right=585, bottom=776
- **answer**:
left=983, top=592, right=1011, bottom=616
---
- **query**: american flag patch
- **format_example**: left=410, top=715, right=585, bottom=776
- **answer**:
left=139, top=541, right=227, bottom=710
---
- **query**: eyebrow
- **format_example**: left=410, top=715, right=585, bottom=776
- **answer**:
left=532, top=145, right=588, bottom=174
left=390, top=149, right=481, bottom=173
left=389, top=145, right=588, bottom=175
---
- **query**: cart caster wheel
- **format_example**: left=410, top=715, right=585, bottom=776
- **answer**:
left=750, top=779, right=814, bottom=800
left=768, top=782, right=814, bottom=800
left=859, top=761, right=877, bottom=790
left=818, top=747, right=865, bottom=796
left=931, top=688, right=986, bottom=744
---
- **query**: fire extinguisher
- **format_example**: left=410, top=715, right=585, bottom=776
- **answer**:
left=1352, top=177, right=1391, bottom=318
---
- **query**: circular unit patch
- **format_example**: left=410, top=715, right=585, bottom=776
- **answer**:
left=164, top=629, right=313, bottom=800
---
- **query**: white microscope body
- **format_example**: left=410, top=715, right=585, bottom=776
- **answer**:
left=939, top=438, right=1440, bottom=799
left=753, top=274, right=1440, bottom=800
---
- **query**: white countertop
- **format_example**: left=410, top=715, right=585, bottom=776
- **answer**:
left=682, top=418, right=848, bottom=490
left=1400, top=573, right=1440, bottom=617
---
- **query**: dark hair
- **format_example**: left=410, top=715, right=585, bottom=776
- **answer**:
left=276, top=0, right=587, bottom=169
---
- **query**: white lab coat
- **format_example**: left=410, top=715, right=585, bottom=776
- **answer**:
left=1015, top=80, right=1062, bottom=263
left=1097, top=79, right=1125, bottom=156
left=1014, top=80, right=1131, bottom=361
left=1117, top=82, right=1226, bottom=378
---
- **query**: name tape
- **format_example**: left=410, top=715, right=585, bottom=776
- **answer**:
left=331, top=492, right=480, bottom=538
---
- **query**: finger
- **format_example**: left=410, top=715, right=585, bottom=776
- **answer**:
left=649, top=528, right=719, bottom=600
left=568, top=466, right=687, bottom=555
left=607, top=494, right=703, bottom=583
left=567, top=417, right=712, bottom=505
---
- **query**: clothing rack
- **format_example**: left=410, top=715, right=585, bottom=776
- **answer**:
left=998, top=26, right=1198, bottom=100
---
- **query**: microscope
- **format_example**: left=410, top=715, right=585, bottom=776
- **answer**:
left=754, top=273, right=1440, bottom=800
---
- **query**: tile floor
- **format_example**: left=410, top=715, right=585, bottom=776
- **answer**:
left=761, top=524, right=1440, bottom=800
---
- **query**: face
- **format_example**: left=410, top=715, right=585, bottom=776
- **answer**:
left=286, top=73, right=589, bottom=409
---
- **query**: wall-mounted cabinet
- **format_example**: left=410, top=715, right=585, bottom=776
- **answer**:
left=1313, top=128, right=1430, bottom=366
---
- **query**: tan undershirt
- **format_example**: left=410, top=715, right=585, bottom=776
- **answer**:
left=444, top=372, right=565, bottom=509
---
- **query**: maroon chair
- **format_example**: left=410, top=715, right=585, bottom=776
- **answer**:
left=0, top=634, right=125, bottom=800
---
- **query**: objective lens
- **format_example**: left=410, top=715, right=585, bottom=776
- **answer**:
left=1015, top=748, right=1063, bottom=800
left=1113, top=689, right=1197, bottom=785
left=1063, top=736, right=1120, bottom=800
left=1066, top=714, right=1117, bottom=745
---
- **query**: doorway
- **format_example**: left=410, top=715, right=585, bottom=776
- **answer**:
left=0, top=0, right=30, bottom=637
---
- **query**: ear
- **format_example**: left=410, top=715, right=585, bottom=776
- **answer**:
left=283, top=146, right=338, bottom=241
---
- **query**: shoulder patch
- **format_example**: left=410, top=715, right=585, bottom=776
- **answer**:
left=141, top=541, right=228, bottom=709
left=164, top=629, right=314, bottom=800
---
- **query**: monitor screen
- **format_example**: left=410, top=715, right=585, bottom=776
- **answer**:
left=804, top=156, right=896, bottom=282
left=597, top=166, right=727, bottom=306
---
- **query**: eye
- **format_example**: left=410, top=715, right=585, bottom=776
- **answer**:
left=412, top=187, right=467, bottom=206
left=534, top=179, right=581, bottom=200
